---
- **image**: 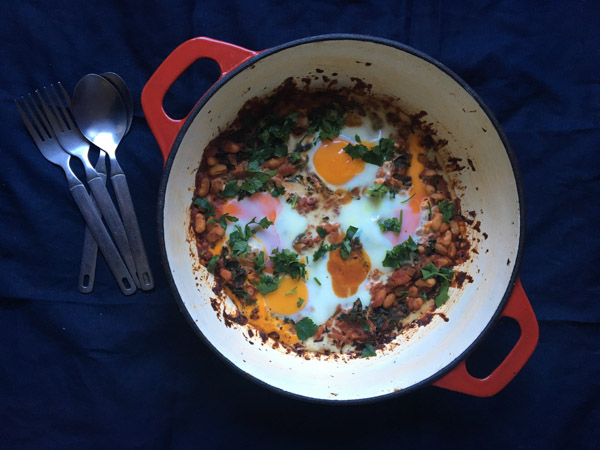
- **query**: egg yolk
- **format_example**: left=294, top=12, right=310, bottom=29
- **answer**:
left=407, top=133, right=428, bottom=214
left=220, top=192, right=281, bottom=224
left=327, top=247, right=371, bottom=298
left=263, top=276, right=308, bottom=316
left=313, top=138, right=367, bottom=185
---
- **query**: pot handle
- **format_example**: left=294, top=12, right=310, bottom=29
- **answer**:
left=141, top=37, right=258, bottom=162
left=432, top=278, right=539, bottom=397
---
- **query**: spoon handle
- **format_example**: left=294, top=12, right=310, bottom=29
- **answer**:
left=70, top=183, right=137, bottom=296
left=78, top=151, right=107, bottom=293
left=109, top=157, right=155, bottom=291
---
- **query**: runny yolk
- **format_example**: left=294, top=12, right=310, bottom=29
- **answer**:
left=327, top=247, right=371, bottom=298
left=262, top=276, right=308, bottom=316
left=313, top=138, right=366, bottom=185
left=220, top=192, right=280, bottom=224
left=407, top=133, right=428, bottom=214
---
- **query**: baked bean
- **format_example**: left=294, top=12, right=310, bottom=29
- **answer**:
left=450, top=220, right=460, bottom=236
left=194, top=214, right=206, bottom=234
left=206, top=156, right=218, bottom=166
left=371, top=288, right=387, bottom=308
left=425, top=184, right=436, bottom=195
left=265, top=157, right=286, bottom=169
left=447, top=242, right=457, bottom=258
left=421, top=169, right=437, bottom=177
left=345, top=112, right=363, bottom=127
left=439, top=222, right=449, bottom=233
left=435, top=243, right=448, bottom=255
left=383, top=293, right=396, bottom=309
left=408, top=286, right=418, bottom=297
left=439, top=230, right=453, bottom=246
left=196, top=177, right=210, bottom=197
left=205, top=223, right=225, bottom=243
left=210, top=178, right=224, bottom=194
left=430, top=192, right=446, bottom=201
left=415, top=278, right=436, bottom=288
left=431, top=213, right=443, bottom=231
left=221, top=140, right=241, bottom=153
left=407, top=297, right=424, bottom=312
left=208, top=164, right=227, bottom=177
left=219, top=268, right=232, bottom=282
left=417, top=245, right=425, bottom=254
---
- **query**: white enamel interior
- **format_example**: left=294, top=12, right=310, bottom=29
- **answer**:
left=161, top=38, right=521, bottom=401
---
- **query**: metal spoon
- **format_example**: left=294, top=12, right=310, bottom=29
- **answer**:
left=73, top=74, right=154, bottom=291
left=78, top=73, right=134, bottom=293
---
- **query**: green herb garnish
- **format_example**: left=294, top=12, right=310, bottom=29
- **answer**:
left=438, top=199, right=456, bottom=223
left=314, top=277, right=322, bottom=286
left=366, top=184, right=390, bottom=198
left=316, top=226, right=328, bottom=238
left=270, top=185, right=286, bottom=197
left=208, top=212, right=239, bottom=229
left=382, top=236, right=418, bottom=268
left=361, top=343, right=377, bottom=358
left=308, top=108, right=345, bottom=142
left=285, top=286, right=297, bottom=295
left=295, top=317, right=318, bottom=340
left=379, top=211, right=403, bottom=235
left=435, top=279, right=451, bottom=307
left=270, top=248, right=306, bottom=279
left=206, top=255, right=219, bottom=274
left=421, top=262, right=454, bottom=281
left=343, top=136, right=396, bottom=166
left=399, top=192, right=416, bottom=203
left=227, top=217, right=272, bottom=257
left=297, top=298, right=305, bottom=308
left=254, top=251, right=266, bottom=272
left=193, top=197, right=216, bottom=217
left=255, top=274, right=281, bottom=295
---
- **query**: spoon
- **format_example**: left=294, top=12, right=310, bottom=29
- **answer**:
left=78, top=73, right=134, bottom=293
left=73, top=74, right=154, bottom=291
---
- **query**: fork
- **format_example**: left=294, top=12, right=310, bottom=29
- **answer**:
left=35, top=85, right=141, bottom=289
left=15, top=94, right=137, bottom=296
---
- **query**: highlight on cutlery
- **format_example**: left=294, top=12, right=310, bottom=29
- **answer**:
left=72, top=74, right=154, bottom=291
left=78, top=72, right=134, bottom=293
left=14, top=92, right=137, bottom=296
left=36, top=84, right=141, bottom=289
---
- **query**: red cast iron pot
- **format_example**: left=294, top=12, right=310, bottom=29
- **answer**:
left=142, top=35, right=539, bottom=402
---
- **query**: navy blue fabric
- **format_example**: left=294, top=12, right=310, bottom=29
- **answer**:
left=1, top=0, right=599, bottom=448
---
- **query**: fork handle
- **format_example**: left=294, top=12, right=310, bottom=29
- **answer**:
left=110, top=166, right=155, bottom=291
left=70, top=183, right=136, bottom=295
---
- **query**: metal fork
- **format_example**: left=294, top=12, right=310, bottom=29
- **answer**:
left=15, top=94, right=137, bottom=296
left=35, top=84, right=141, bottom=289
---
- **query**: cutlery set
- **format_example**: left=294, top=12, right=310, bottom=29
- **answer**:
left=15, top=74, right=154, bottom=295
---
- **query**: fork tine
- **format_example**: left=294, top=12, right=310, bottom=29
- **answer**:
left=36, top=89, right=65, bottom=137
left=14, top=98, right=44, bottom=144
left=45, top=85, right=70, bottom=132
left=55, top=82, right=77, bottom=130
left=36, top=87, right=68, bottom=134
left=24, top=94, right=53, bottom=141
left=29, top=92, right=57, bottom=140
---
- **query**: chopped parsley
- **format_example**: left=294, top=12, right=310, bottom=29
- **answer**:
left=255, top=274, right=281, bottom=295
left=307, top=108, right=345, bottom=142
left=435, top=280, right=451, bottom=307
left=382, top=236, right=418, bottom=268
left=343, top=136, right=396, bottom=166
left=289, top=193, right=298, bottom=208
left=361, top=343, right=377, bottom=358
left=254, top=251, right=266, bottom=272
left=366, top=183, right=396, bottom=199
left=285, top=286, right=297, bottom=295
left=313, top=242, right=330, bottom=262
left=313, top=277, right=322, bottom=286
left=421, top=262, right=454, bottom=281
left=208, top=212, right=239, bottom=229
left=244, top=112, right=299, bottom=164
left=206, top=255, right=219, bottom=274
left=438, top=199, right=456, bottom=223
left=399, top=192, right=416, bottom=203
left=193, top=197, right=216, bottom=217
left=227, top=217, right=272, bottom=257
left=270, top=248, right=306, bottom=279
left=295, top=317, right=318, bottom=340
left=379, top=211, right=403, bottom=235
left=316, top=226, right=328, bottom=238
left=270, top=185, right=286, bottom=197
left=312, top=225, right=359, bottom=261
left=296, top=297, right=305, bottom=308
left=221, top=161, right=278, bottom=200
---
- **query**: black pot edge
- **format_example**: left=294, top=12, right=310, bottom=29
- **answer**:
left=155, top=33, right=527, bottom=405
